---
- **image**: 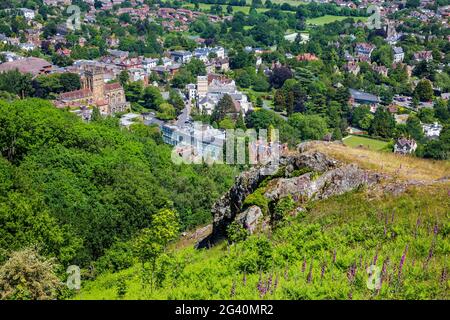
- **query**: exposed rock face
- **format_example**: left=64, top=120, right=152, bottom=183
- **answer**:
left=235, top=206, right=263, bottom=234
left=264, top=164, right=384, bottom=202
left=281, top=151, right=340, bottom=176
left=208, top=166, right=267, bottom=241
left=196, top=149, right=385, bottom=248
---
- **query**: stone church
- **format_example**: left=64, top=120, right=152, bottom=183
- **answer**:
left=57, top=67, right=130, bottom=115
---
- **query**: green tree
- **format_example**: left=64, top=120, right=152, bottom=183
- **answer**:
left=414, top=79, right=434, bottom=102
left=186, top=58, right=206, bottom=77
left=406, top=115, right=424, bottom=141
left=369, top=107, right=396, bottom=138
left=219, top=117, right=235, bottom=130
left=134, top=208, right=179, bottom=291
left=0, top=248, right=62, bottom=300
left=91, top=107, right=102, bottom=122
left=212, top=94, right=236, bottom=123
left=0, top=70, right=34, bottom=98
left=157, top=103, right=176, bottom=120
left=118, top=70, right=130, bottom=86
left=143, top=86, right=163, bottom=110
left=288, top=114, right=328, bottom=141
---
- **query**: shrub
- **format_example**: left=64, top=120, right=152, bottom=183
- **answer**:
left=243, top=189, right=269, bottom=215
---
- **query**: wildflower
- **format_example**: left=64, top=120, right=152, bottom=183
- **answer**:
left=373, top=249, right=379, bottom=265
left=284, top=264, right=289, bottom=280
left=398, top=244, right=408, bottom=279
left=231, top=280, right=236, bottom=298
left=307, top=258, right=314, bottom=283
left=266, top=273, right=273, bottom=294
left=242, top=272, right=247, bottom=286
left=440, top=267, right=447, bottom=285
left=434, top=224, right=439, bottom=236
left=301, top=258, right=307, bottom=272
left=414, top=217, right=421, bottom=238
left=347, top=262, right=357, bottom=284
left=332, top=249, right=337, bottom=264
left=416, top=217, right=421, bottom=228
left=321, top=262, right=326, bottom=279
left=257, top=273, right=266, bottom=298
left=274, top=273, right=279, bottom=290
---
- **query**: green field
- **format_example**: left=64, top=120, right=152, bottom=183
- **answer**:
left=182, top=3, right=270, bottom=14
left=343, top=135, right=389, bottom=151
left=306, top=15, right=368, bottom=26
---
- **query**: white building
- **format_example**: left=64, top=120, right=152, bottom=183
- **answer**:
left=20, top=8, right=35, bottom=20
left=393, top=46, right=404, bottom=63
left=186, top=83, right=197, bottom=102
left=422, top=122, right=443, bottom=138
left=19, top=43, right=35, bottom=51
left=142, top=58, right=158, bottom=74
left=162, top=123, right=225, bottom=162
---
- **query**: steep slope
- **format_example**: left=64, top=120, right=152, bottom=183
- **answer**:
left=76, top=142, right=449, bottom=300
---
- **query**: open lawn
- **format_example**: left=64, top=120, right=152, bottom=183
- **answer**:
left=182, top=3, right=269, bottom=14
left=306, top=15, right=368, bottom=26
left=342, top=135, right=389, bottom=151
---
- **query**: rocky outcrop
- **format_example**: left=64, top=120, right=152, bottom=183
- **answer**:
left=235, top=206, right=263, bottom=234
left=196, top=149, right=386, bottom=248
left=264, top=164, right=385, bottom=202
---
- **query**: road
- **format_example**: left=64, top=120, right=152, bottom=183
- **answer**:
left=176, top=101, right=192, bottom=127
left=262, top=100, right=288, bottom=121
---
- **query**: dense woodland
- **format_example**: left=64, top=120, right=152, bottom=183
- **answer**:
left=0, top=99, right=238, bottom=271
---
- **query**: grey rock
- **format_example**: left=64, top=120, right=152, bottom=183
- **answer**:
left=235, top=205, right=263, bottom=234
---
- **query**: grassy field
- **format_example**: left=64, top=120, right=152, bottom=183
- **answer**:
left=309, top=141, right=450, bottom=182
left=342, top=135, right=389, bottom=151
left=182, top=3, right=270, bottom=14
left=306, top=15, right=368, bottom=26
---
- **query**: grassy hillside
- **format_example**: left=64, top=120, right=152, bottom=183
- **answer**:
left=76, top=142, right=450, bottom=301
left=308, top=141, right=450, bottom=182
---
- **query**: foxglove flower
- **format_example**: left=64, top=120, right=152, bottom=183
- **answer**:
left=231, top=280, right=236, bottom=298
left=440, top=267, right=447, bottom=285
left=398, top=244, right=408, bottom=279
left=307, top=258, right=314, bottom=283
left=274, top=273, right=279, bottom=290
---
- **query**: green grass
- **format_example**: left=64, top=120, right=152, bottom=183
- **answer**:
left=306, top=15, right=368, bottom=26
left=182, top=3, right=269, bottom=14
left=342, top=135, right=389, bottom=151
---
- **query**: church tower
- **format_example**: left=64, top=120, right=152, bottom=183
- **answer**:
left=83, top=67, right=105, bottom=101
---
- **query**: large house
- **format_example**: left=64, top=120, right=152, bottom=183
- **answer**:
left=422, top=122, right=443, bottom=138
left=349, top=88, right=380, bottom=112
left=413, top=50, right=433, bottom=63
left=355, top=43, right=376, bottom=61
left=56, top=67, right=130, bottom=115
left=0, top=57, right=52, bottom=77
left=196, top=74, right=252, bottom=115
left=394, top=138, right=417, bottom=154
